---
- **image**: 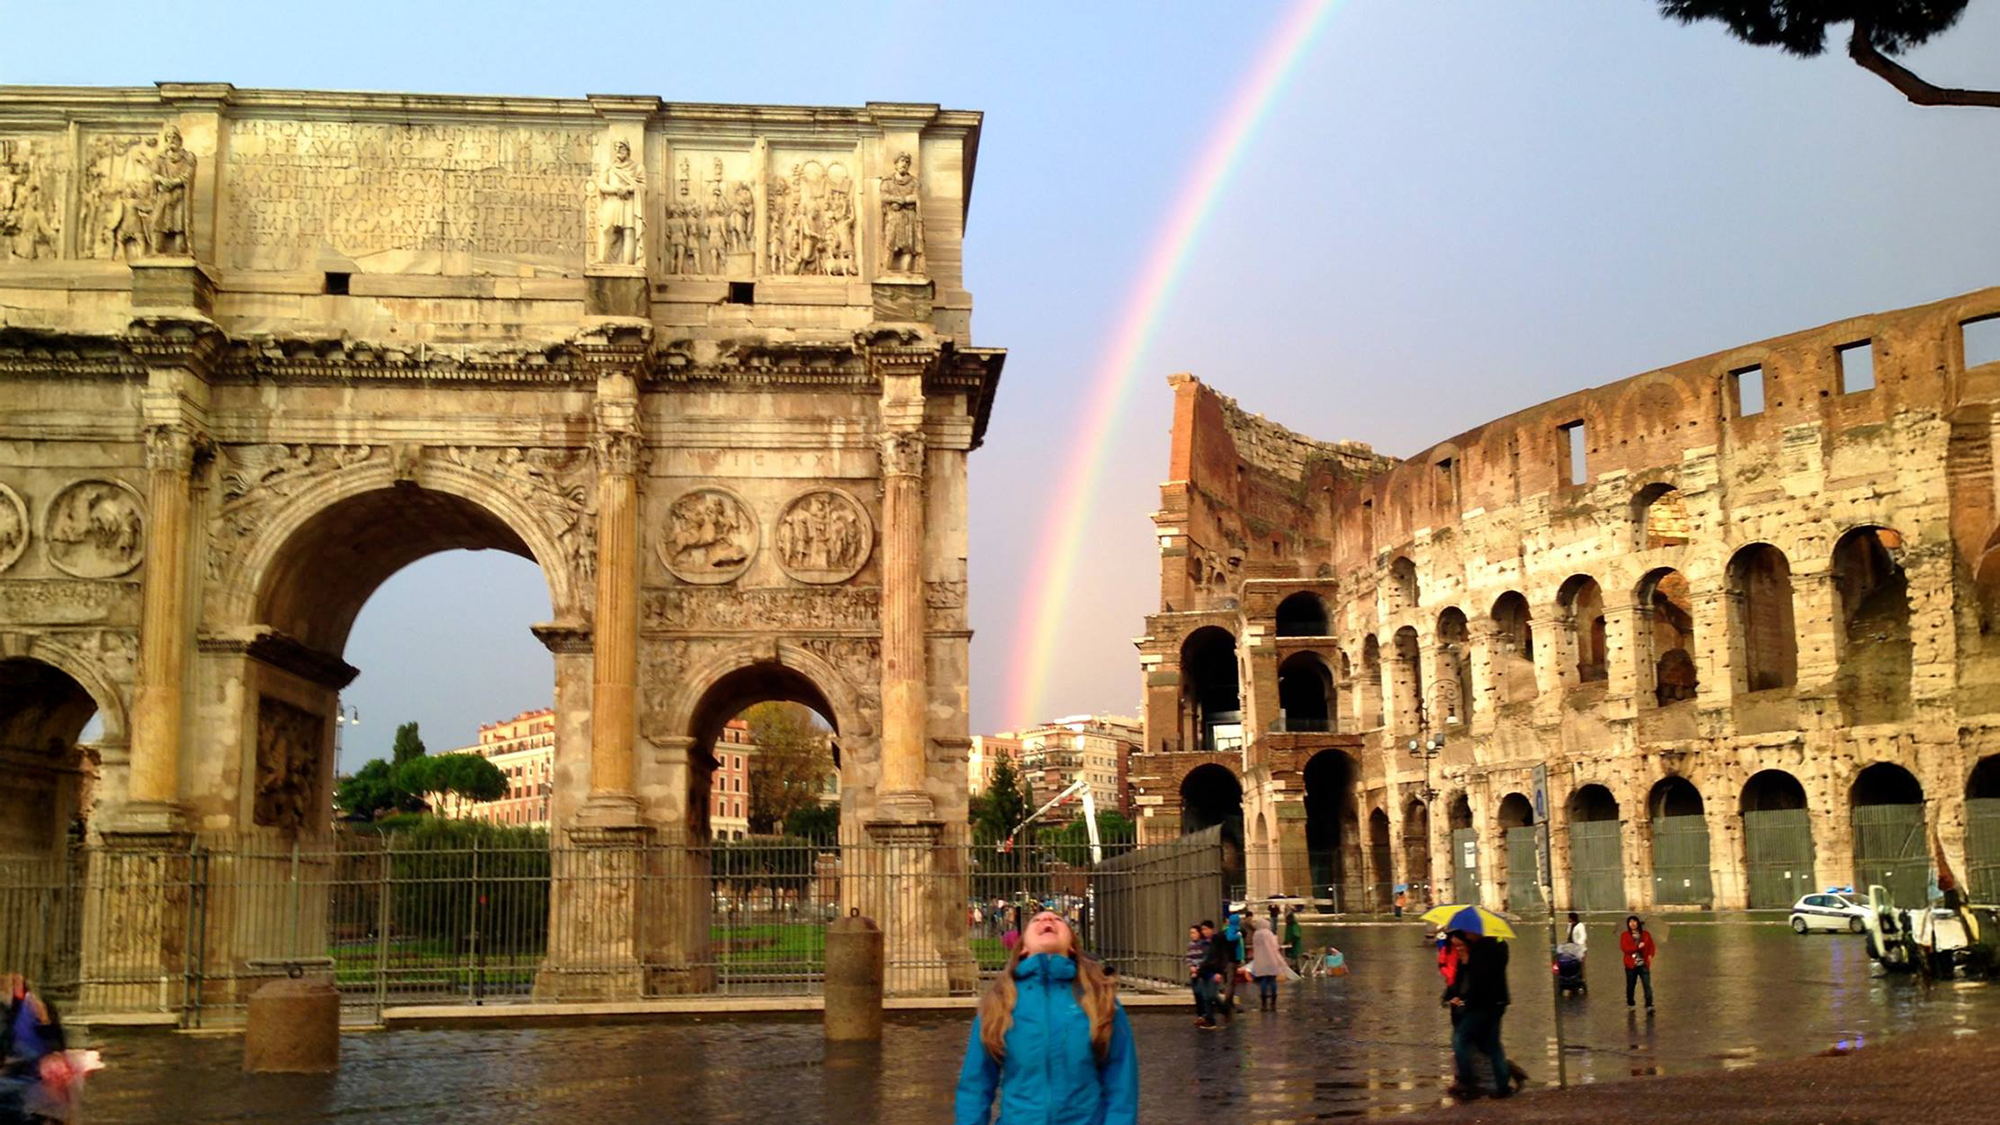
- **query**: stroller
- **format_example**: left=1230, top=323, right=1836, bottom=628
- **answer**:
left=1553, top=941, right=1587, bottom=996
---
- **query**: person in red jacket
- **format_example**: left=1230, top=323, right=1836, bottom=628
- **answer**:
left=1619, top=915, right=1656, bottom=1011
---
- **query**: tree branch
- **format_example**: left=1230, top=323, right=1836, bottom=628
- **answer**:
left=1848, top=21, right=2000, bottom=108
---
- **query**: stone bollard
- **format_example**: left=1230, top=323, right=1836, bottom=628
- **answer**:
left=243, top=975, right=340, bottom=1073
left=824, top=911, right=884, bottom=1041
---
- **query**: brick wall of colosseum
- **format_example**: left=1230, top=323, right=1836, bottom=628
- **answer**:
left=1134, top=287, right=2000, bottom=914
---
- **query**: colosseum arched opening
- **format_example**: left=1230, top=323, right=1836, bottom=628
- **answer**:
left=1303, top=750, right=1359, bottom=907
left=1850, top=763, right=1928, bottom=904
left=1366, top=808, right=1393, bottom=909
left=1648, top=777, right=1710, bottom=907
left=1360, top=635, right=1385, bottom=729
left=1495, top=792, right=1540, bottom=913
left=1968, top=755, right=2000, bottom=903
left=1637, top=567, right=1697, bottom=709
left=1556, top=575, right=1609, bottom=689
left=1489, top=592, right=1537, bottom=705
left=1741, top=770, right=1814, bottom=908
left=1446, top=790, right=1479, bottom=903
left=1435, top=608, right=1473, bottom=727
left=1179, top=626, right=1242, bottom=754
left=1180, top=763, right=1244, bottom=891
left=1275, top=591, right=1331, bottom=638
left=1729, top=544, right=1799, bottom=694
left=1832, top=526, right=1912, bottom=727
left=1277, top=651, right=1335, bottom=734
left=1567, top=783, right=1624, bottom=912
left=1401, top=797, right=1432, bottom=902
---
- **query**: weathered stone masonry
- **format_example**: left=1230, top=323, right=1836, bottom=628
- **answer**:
left=0, top=84, right=1002, bottom=1001
left=1134, top=289, right=2000, bottom=913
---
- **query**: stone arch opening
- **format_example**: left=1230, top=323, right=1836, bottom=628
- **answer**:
left=1401, top=797, right=1432, bottom=903
left=1276, top=651, right=1334, bottom=733
left=1634, top=482, right=1691, bottom=549
left=1388, top=556, right=1419, bottom=617
left=1496, top=791, right=1540, bottom=913
left=1637, top=567, right=1696, bottom=706
left=0, top=657, right=99, bottom=858
left=1367, top=807, right=1392, bottom=909
left=1968, top=755, right=2000, bottom=902
left=685, top=661, right=841, bottom=842
left=1975, top=523, right=2000, bottom=637
left=1392, top=626, right=1422, bottom=730
left=1832, top=526, right=1911, bottom=725
left=1179, top=627, right=1242, bottom=754
left=1360, top=634, right=1384, bottom=730
left=1445, top=790, right=1479, bottom=903
left=1490, top=592, right=1536, bottom=704
left=1556, top=574, right=1608, bottom=685
left=1566, top=783, right=1624, bottom=912
left=1740, top=769, right=1814, bottom=907
left=1435, top=608, right=1472, bottom=726
left=1850, top=762, right=1928, bottom=903
left=252, top=485, right=560, bottom=836
left=1274, top=592, right=1330, bottom=638
left=1180, top=763, right=1244, bottom=891
left=1648, top=777, right=1711, bottom=906
left=1303, top=750, right=1358, bottom=907
left=1728, top=543, right=1797, bottom=692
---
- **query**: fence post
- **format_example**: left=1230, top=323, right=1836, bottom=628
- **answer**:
left=374, top=835, right=391, bottom=1017
left=469, top=836, right=483, bottom=1003
left=286, top=838, right=301, bottom=956
left=183, top=838, right=207, bottom=1029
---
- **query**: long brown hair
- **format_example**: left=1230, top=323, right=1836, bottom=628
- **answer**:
left=976, top=917, right=1117, bottom=1065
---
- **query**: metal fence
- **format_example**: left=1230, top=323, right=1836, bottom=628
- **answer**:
left=0, top=831, right=1221, bottom=1025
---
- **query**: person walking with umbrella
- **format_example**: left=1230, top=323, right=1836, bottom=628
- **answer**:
left=1424, top=905, right=1516, bottom=1100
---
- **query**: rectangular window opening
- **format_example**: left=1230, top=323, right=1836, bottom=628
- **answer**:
left=1964, top=316, right=2000, bottom=369
left=1731, top=365, right=1765, bottom=417
left=1557, top=420, right=1587, bottom=486
left=1836, top=341, right=1875, bottom=394
left=323, top=271, right=350, bottom=296
left=727, top=281, right=755, bottom=305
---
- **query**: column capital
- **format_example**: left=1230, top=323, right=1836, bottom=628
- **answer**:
left=591, top=429, right=643, bottom=478
left=878, top=428, right=926, bottom=478
left=143, top=420, right=214, bottom=475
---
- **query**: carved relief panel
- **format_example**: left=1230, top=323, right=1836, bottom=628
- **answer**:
left=254, top=695, right=324, bottom=832
left=0, top=482, right=27, bottom=573
left=0, top=134, right=69, bottom=262
left=76, top=132, right=160, bottom=261
left=767, top=146, right=861, bottom=278
left=775, top=489, right=872, bottom=584
left=662, top=149, right=756, bottom=277
left=43, top=480, right=144, bottom=579
left=658, top=488, right=758, bottom=584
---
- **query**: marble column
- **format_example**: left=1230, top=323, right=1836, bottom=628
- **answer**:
left=581, top=369, right=644, bottom=828
left=127, top=424, right=201, bottom=818
left=876, top=425, right=932, bottom=820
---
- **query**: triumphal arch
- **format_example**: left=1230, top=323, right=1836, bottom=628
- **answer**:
left=0, top=83, right=1001, bottom=998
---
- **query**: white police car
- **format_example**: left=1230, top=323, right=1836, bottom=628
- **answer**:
left=1790, top=892, right=1867, bottom=934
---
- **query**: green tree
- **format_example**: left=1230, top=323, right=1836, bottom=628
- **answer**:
left=741, top=702, right=835, bottom=834
left=1658, top=2, right=1999, bottom=108
left=1045, top=809, right=1137, bottom=863
left=333, top=758, right=400, bottom=821
left=971, top=757, right=1034, bottom=845
left=395, top=752, right=507, bottom=816
left=783, top=802, right=842, bottom=843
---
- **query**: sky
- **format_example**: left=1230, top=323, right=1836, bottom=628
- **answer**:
left=17, top=1, right=2000, bottom=770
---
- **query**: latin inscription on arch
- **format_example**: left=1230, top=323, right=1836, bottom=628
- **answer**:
left=221, top=118, right=595, bottom=271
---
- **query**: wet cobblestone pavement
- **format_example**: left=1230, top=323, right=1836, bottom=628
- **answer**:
left=73, top=923, right=1999, bottom=1124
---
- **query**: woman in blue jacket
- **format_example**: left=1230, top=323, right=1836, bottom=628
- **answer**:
left=955, top=910, right=1139, bottom=1125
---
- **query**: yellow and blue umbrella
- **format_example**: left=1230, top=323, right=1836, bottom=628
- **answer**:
left=1417, top=903, right=1517, bottom=940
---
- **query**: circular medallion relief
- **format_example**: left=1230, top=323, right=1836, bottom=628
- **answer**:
left=658, top=488, right=758, bottom=585
left=43, top=479, right=144, bottom=578
left=775, top=489, right=873, bottom=584
left=0, top=483, right=28, bottom=573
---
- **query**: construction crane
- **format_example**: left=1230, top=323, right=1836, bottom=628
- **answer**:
left=999, top=777, right=1102, bottom=863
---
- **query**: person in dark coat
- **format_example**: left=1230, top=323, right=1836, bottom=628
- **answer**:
left=1, top=974, right=69, bottom=1124
left=1443, top=930, right=1513, bottom=1099
left=1193, top=923, right=1233, bottom=1029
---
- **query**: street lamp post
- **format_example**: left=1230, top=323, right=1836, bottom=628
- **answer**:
left=334, top=704, right=360, bottom=762
left=1405, top=700, right=1444, bottom=903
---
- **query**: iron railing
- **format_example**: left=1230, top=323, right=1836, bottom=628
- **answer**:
left=0, top=831, right=1222, bottom=1024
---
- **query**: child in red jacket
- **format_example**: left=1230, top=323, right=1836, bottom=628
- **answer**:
left=1619, top=915, right=1657, bottom=1011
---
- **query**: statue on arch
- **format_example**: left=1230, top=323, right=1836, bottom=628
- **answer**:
left=589, top=139, right=644, bottom=266
left=879, top=151, right=923, bottom=274
left=147, top=127, right=196, bottom=257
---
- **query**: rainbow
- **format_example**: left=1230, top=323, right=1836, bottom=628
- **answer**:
left=1001, top=0, right=1341, bottom=729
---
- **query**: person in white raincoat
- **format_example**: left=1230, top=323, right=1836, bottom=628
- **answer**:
left=1246, top=916, right=1302, bottom=1010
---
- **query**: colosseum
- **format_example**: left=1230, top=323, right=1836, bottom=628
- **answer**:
left=1130, top=286, right=2000, bottom=915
